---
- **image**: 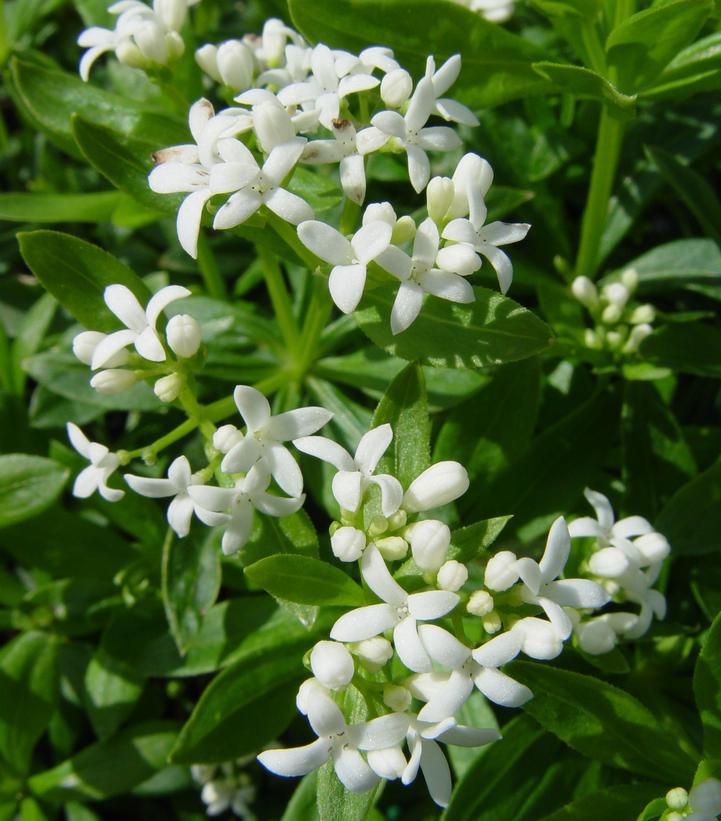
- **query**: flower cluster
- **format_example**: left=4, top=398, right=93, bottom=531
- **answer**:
left=572, top=268, right=656, bottom=357
left=191, top=759, right=257, bottom=818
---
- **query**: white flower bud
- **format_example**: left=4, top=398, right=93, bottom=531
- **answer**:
left=403, top=461, right=469, bottom=513
left=602, top=282, right=630, bottom=309
left=392, top=215, right=416, bottom=244
left=310, top=641, right=354, bottom=690
left=165, top=31, right=185, bottom=62
left=153, top=0, right=188, bottom=32
left=331, top=526, right=366, bottom=562
left=153, top=372, right=183, bottom=403
left=621, top=267, right=639, bottom=292
left=195, top=44, right=222, bottom=83
left=363, top=201, right=397, bottom=227
left=571, top=276, right=598, bottom=309
left=166, top=314, right=202, bottom=358
left=623, top=323, right=653, bottom=352
left=254, top=101, right=294, bottom=153
left=437, top=560, right=467, bottom=592
left=191, top=764, right=216, bottom=784
left=383, top=684, right=411, bottom=712
left=588, top=547, right=629, bottom=578
left=601, top=303, right=623, bottom=325
left=90, top=369, right=137, bottom=395
left=629, top=304, right=655, bottom=324
left=215, top=40, right=254, bottom=89
left=213, top=424, right=243, bottom=454
left=583, top=328, right=603, bottom=349
left=407, top=519, right=450, bottom=572
left=351, top=637, right=394, bottom=671
left=368, top=516, right=388, bottom=537
left=375, top=536, right=408, bottom=561
left=484, top=550, right=519, bottom=591
left=634, top=532, right=670, bottom=565
left=467, top=590, right=494, bottom=616
left=482, top=611, right=502, bottom=634
left=426, top=176, right=455, bottom=224
left=116, top=40, right=148, bottom=69
left=387, top=509, right=407, bottom=530
left=296, top=677, right=326, bottom=714
left=578, top=618, right=616, bottom=655
left=605, top=330, right=623, bottom=349
left=665, top=788, right=688, bottom=810
left=514, top=616, right=563, bottom=660
left=380, top=68, right=413, bottom=108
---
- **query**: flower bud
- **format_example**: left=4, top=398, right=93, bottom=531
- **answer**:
left=426, top=176, right=455, bottom=223
left=665, top=788, right=688, bottom=811
left=351, top=636, right=393, bottom=671
left=601, top=303, right=623, bottom=325
left=449, top=153, right=493, bottom=221
left=331, top=526, right=366, bottom=562
left=578, top=618, right=616, bottom=655
left=213, top=424, right=243, bottom=454
left=387, top=509, right=407, bottom=531
left=363, top=201, right=397, bottom=227
left=368, top=516, right=388, bottom=537
left=165, top=31, right=185, bottom=62
left=254, top=101, right=294, bottom=153
left=629, top=304, right=655, bottom=325
left=484, top=550, right=519, bottom=591
left=153, top=372, right=183, bottom=403
left=634, top=532, right=670, bottom=565
left=166, top=314, right=202, bottom=358
left=90, top=369, right=137, bottom=395
left=191, top=764, right=216, bottom=784
left=310, top=641, right=354, bottom=690
left=216, top=40, right=254, bottom=90
left=392, top=215, right=416, bottom=244
left=116, top=40, right=148, bottom=69
left=623, top=322, right=653, bottom=353
left=482, top=611, right=502, bottom=634
left=383, top=684, right=412, bottom=712
left=154, top=0, right=188, bottom=31
left=195, top=44, right=222, bottom=83
left=403, top=461, right=469, bottom=513
left=375, top=536, right=408, bottom=561
left=380, top=68, right=413, bottom=108
left=605, top=330, right=623, bottom=349
left=467, top=590, right=494, bottom=616
left=295, top=677, right=325, bottom=714
left=570, top=276, right=598, bottom=309
left=588, top=547, right=629, bottom=578
left=513, top=617, right=563, bottom=660
left=407, top=519, right=450, bottom=572
left=602, top=282, right=629, bottom=309
left=621, top=267, right=639, bottom=292
left=583, top=328, right=603, bottom=349
left=437, top=560, right=467, bottom=592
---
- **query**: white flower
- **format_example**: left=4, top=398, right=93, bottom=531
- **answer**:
left=148, top=99, right=252, bottom=258
left=424, top=55, right=479, bottom=126
left=166, top=313, right=202, bottom=358
left=442, top=214, right=530, bottom=294
left=257, top=682, right=408, bottom=793
left=331, top=526, right=367, bottom=562
left=403, top=461, right=469, bottom=513
left=410, top=626, right=531, bottom=721
left=330, top=544, right=459, bottom=672
left=294, top=424, right=402, bottom=517
left=90, top=284, right=190, bottom=369
left=376, top=216, right=478, bottom=334
left=255, top=44, right=311, bottom=90
left=571, top=276, right=599, bottom=309
left=211, top=138, right=313, bottom=232
left=310, top=641, right=355, bottom=690
left=296, top=218, right=392, bottom=313
left=220, top=385, right=332, bottom=497
left=575, top=611, right=637, bottom=655
left=302, top=119, right=387, bottom=204
left=447, top=153, right=495, bottom=225
left=200, top=772, right=256, bottom=817
left=124, top=455, right=204, bottom=537
left=277, top=43, right=379, bottom=129
left=368, top=76, right=462, bottom=192
left=407, top=519, right=450, bottom=573
left=436, top=560, right=468, bottom=592
left=188, top=463, right=304, bottom=554
left=67, top=423, right=124, bottom=502
left=195, top=40, right=255, bottom=90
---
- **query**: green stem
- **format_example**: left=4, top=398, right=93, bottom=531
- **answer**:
left=297, top=275, right=333, bottom=376
left=574, top=107, right=625, bottom=280
left=196, top=232, right=226, bottom=300
left=267, top=214, right=321, bottom=270
left=257, top=244, right=300, bottom=350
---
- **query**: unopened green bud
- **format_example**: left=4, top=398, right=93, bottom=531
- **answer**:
left=387, top=510, right=407, bottom=531
left=629, top=304, right=655, bottom=324
left=392, top=215, right=416, bottom=244
left=467, top=590, right=494, bottom=616
left=483, top=611, right=502, bottom=634
left=383, top=684, right=412, bottom=712
left=375, top=536, right=408, bottom=561
left=621, top=267, right=639, bottom=292
left=665, top=787, right=688, bottom=810
left=368, top=516, right=389, bottom=537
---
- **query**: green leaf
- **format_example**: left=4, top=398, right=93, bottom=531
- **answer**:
left=619, top=238, right=721, bottom=289
left=0, top=454, right=68, bottom=528
left=643, top=32, right=721, bottom=101
left=540, top=784, right=666, bottom=821
left=640, top=324, right=721, bottom=378
left=448, top=516, right=513, bottom=564
left=0, top=191, right=123, bottom=223
left=657, top=457, right=721, bottom=555
left=18, top=230, right=150, bottom=332
left=605, top=0, right=713, bottom=92
left=532, top=62, right=637, bottom=113
left=511, top=662, right=696, bottom=782
left=162, top=527, right=221, bottom=655
left=0, top=631, right=59, bottom=775
left=281, top=772, right=318, bottom=821
left=169, top=650, right=302, bottom=763
left=83, top=648, right=145, bottom=741
left=694, top=611, right=721, bottom=758
left=356, top=284, right=553, bottom=369
left=29, top=721, right=178, bottom=801
left=11, top=292, right=56, bottom=394
left=371, top=362, right=430, bottom=488
left=288, top=0, right=550, bottom=109
left=244, top=555, right=366, bottom=607
left=239, top=509, right=320, bottom=567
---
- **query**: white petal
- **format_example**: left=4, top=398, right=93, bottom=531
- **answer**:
left=350, top=222, right=392, bottom=265
left=208, top=161, right=259, bottom=194
left=419, top=738, right=452, bottom=809
left=352, top=713, right=409, bottom=751
left=479, top=221, right=530, bottom=247
left=413, top=218, right=439, bottom=267
left=539, top=516, right=571, bottom=583
left=263, top=139, right=306, bottom=183
left=167, top=493, right=195, bottom=537
left=537, top=597, right=573, bottom=640
left=442, top=218, right=477, bottom=245
left=584, top=488, right=615, bottom=531
left=405, top=76, right=435, bottom=132
left=233, top=385, right=271, bottom=433
left=370, top=474, right=404, bottom=517
left=479, top=243, right=514, bottom=294
left=73, top=466, right=101, bottom=498
left=146, top=285, right=190, bottom=327
left=330, top=603, right=398, bottom=642
left=403, top=461, right=469, bottom=513
left=407, top=590, right=459, bottom=621
left=167, top=455, right=191, bottom=489
left=148, top=162, right=207, bottom=194
left=435, top=98, right=479, bottom=127
left=302, top=139, right=345, bottom=164
left=253, top=491, right=304, bottom=518
left=340, top=154, right=366, bottom=205
left=104, top=284, right=146, bottom=331
left=338, top=72, right=379, bottom=98
left=366, top=747, right=406, bottom=780
left=134, top=327, right=166, bottom=362
left=361, top=544, right=407, bottom=606
left=474, top=668, right=533, bottom=708
left=370, top=110, right=406, bottom=138
left=432, top=55, right=461, bottom=97
left=332, top=470, right=364, bottom=512
left=266, top=187, right=315, bottom=225
left=406, top=144, right=430, bottom=193
left=262, top=443, right=304, bottom=496
left=437, top=724, right=500, bottom=747
left=306, top=689, right=346, bottom=737
left=293, top=436, right=355, bottom=471
left=329, top=263, right=367, bottom=313
left=124, top=474, right=175, bottom=498
left=175, top=190, right=211, bottom=258
left=393, top=615, right=432, bottom=672
left=417, top=126, right=462, bottom=152
left=418, top=669, right=474, bottom=721
left=297, top=221, right=352, bottom=266
left=514, top=557, right=542, bottom=595
left=66, top=423, right=91, bottom=459
left=472, top=630, right=522, bottom=668
left=213, top=189, right=262, bottom=230
left=188, top=98, right=214, bottom=143
left=188, top=484, right=236, bottom=512
left=221, top=503, right=254, bottom=555
left=376, top=246, right=413, bottom=280
left=391, top=280, right=424, bottom=335
left=568, top=517, right=605, bottom=538
left=221, top=436, right=262, bottom=474
left=418, top=270, right=474, bottom=303
left=332, top=747, right=379, bottom=794
left=611, top=516, right=653, bottom=539
left=90, top=329, right=137, bottom=370
left=417, top=624, right=470, bottom=668
left=436, top=244, right=481, bottom=276
left=546, top=579, right=609, bottom=609
left=354, top=423, right=392, bottom=475
left=98, top=481, right=124, bottom=503
left=257, top=738, right=330, bottom=777
left=79, top=44, right=112, bottom=81
left=356, top=126, right=390, bottom=155
left=267, top=407, right=333, bottom=440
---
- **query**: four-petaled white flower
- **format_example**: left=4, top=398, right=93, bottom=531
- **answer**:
left=410, top=626, right=531, bottom=721
left=294, top=423, right=402, bottom=518
left=67, top=422, right=124, bottom=502
left=90, top=284, right=190, bottom=369
left=211, top=137, right=313, bottom=231
left=258, top=681, right=409, bottom=793
left=297, top=219, right=392, bottom=313
left=124, top=455, right=204, bottom=537
left=368, top=75, right=462, bottom=192
left=188, top=462, right=304, bottom=555
left=220, top=385, right=332, bottom=497
left=331, top=544, right=459, bottom=672
left=376, top=216, right=479, bottom=334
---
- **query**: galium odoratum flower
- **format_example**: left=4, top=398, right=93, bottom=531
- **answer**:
left=67, top=423, right=124, bottom=502
left=424, top=55, right=479, bottom=126
left=330, top=544, right=459, bottom=672
left=220, top=386, right=332, bottom=497
left=294, top=423, right=403, bottom=521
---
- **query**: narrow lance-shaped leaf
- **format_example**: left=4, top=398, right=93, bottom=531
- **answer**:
left=694, top=611, right=721, bottom=759
left=0, top=454, right=68, bottom=529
